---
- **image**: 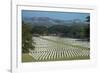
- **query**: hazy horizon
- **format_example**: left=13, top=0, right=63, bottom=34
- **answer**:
left=22, top=10, right=90, bottom=22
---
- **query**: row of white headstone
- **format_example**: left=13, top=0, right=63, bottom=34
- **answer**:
left=29, top=48, right=89, bottom=61
left=29, top=36, right=89, bottom=61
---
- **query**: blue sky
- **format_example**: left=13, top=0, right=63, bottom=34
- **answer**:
left=22, top=10, right=90, bottom=21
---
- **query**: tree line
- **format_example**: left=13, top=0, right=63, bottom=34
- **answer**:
left=32, top=24, right=89, bottom=39
left=31, top=16, right=90, bottom=40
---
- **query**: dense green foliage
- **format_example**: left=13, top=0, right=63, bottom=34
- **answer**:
left=32, top=26, right=48, bottom=35
left=32, top=24, right=89, bottom=39
left=31, top=16, right=90, bottom=41
left=22, top=21, right=35, bottom=53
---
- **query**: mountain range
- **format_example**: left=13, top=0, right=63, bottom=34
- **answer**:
left=22, top=17, right=89, bottom=27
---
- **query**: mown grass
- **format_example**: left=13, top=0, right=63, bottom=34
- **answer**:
left=39, top=37, right=90, bottom=50
left=22, top=53, right=90, bottom=62
left=22, top=37, right=90, bottom=62
left=34, top=55, right=90, bottom=62
left=22, top=53, right=36, bottom=62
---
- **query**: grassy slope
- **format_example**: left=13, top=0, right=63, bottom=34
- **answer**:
left=22, top=37, right=90, bottom=62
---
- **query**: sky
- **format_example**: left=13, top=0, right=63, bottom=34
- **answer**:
left=22, top=10, right=90, bottom=21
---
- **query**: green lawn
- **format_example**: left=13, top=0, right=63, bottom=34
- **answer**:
left=22, top=53, right=36, bottom=62
left=40, top=37, right=90, bottom=50
left=22, top=53, right=90, bottom=62
left=22, top=36, right=90, bottom=62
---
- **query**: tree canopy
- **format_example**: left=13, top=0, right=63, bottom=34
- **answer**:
left=22, top=21, right=35, bottom=53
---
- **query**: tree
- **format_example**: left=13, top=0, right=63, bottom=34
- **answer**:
left=85, top=16, right=90, bottom=41
left=22, top=21, right=35, bottom=53
left=32, top=26, right=48, bottom=35
left=86, top=16, right=90, bottom=22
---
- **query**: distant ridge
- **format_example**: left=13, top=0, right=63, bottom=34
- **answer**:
left=22, top=17, right=89, bottom=27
